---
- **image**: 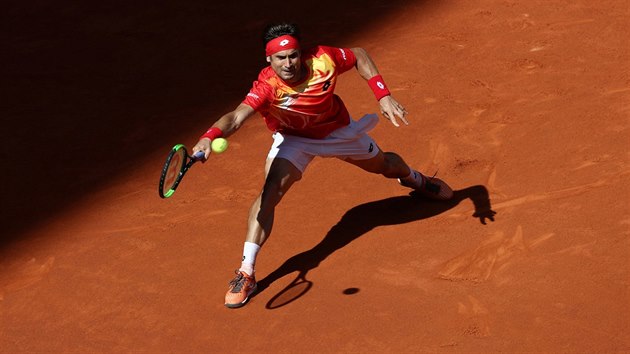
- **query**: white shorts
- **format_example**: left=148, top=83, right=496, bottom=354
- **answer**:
left=267, top=114, right=380, bottom=173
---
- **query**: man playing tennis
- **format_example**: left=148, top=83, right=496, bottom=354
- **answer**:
left=192, top=23, right=453, bottom=308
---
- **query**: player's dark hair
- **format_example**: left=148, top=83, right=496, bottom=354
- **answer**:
left=262, top=22, right=301, bottom=47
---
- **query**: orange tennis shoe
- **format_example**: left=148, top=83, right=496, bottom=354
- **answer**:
left=399, top=170, right=454, bottom=200
left=225, top=270, right=257, bottom=309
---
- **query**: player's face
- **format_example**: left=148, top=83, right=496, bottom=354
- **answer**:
left=267, top=49, right=302, bottom=83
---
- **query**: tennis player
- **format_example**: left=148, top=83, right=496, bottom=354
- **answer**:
left=192, top=23, right=454, bottom=308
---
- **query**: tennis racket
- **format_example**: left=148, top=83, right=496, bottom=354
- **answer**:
left=158, top=144, right=205, bottom=198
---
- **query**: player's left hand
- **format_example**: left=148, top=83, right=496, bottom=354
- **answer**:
left=379, top=96, right=409, bottom=127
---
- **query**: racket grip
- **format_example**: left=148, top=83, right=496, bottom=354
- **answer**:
left=193, top=150, right=206, bottom=160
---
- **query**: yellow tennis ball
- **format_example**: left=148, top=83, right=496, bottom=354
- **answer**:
left=211, top=137, right=228, bottom=153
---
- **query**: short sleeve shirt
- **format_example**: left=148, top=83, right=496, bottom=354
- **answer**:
left=242, top=46, right=357, bottom=139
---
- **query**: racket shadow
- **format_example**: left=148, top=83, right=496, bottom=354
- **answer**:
left=255, top=185, right=496, bottom=309
left=265, top=271, right=313, bottom=309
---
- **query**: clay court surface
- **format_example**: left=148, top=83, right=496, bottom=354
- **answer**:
left=2, top=0, right=629, bottom=352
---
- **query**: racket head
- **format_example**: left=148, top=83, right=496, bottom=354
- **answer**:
left=159, top=144, right=188, bottom=198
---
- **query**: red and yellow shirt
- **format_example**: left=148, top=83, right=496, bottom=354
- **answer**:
left=242, top=46, right=357, bottom=139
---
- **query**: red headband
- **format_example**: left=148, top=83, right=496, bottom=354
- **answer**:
left=265, top=35, right=300, bottom=56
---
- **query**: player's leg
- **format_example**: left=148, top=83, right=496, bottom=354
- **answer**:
left=344, top=149, right=408, bottom=177
left=225, top=157, right=302, bottom=308
left=246, top=157, right=302, bottom=247
left=326, top=114, right=452, bottom=199
left=345, top=149, right=454, bottom=200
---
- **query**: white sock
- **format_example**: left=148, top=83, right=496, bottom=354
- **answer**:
left=401, top=168, right=423, bottom=186
left=239, top=242, right=260, bottom=276
left=401, top=168, right=414, bottom=181
left=400, top=168, right=424, bottom=189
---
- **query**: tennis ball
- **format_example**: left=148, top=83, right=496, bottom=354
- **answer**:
left=211, top=138, right=228, bottom=153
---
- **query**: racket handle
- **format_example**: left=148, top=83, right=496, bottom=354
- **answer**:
left=192, top=150, right=206, bottom=161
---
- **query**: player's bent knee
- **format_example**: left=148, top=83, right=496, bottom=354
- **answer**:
left=345, top=151, right=387, bottom=174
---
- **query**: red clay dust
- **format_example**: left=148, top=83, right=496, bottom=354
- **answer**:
left=1, top=0, right=629, bottom=352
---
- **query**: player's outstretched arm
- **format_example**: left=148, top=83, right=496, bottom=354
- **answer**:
left=350, top=47, right=408, bottom=127
left=193, top=103, right=255, bottom=159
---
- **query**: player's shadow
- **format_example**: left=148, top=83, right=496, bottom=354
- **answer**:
left=255, top=185, right=496, bottom=309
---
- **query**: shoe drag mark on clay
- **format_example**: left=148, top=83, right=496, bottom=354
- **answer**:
left=571, top=153, right=618, bottom=171
left=450, top=169, right=630, bottom=219
left=438, top=226, right=554, bottom=283
left=545, top=18, right=595, bottom=31
left=439, top=295, right=493, bottom=347
left=486, top=164, right=508, bottom=199
left=508, top=13, right=536, bottom=30
left=493, top=170, right=630, bottom=211
left=372, top=265, right=435, bottom=294
left=602, top=87, right=630, bottom=96
left=458, top=295, right=491, bottom=338
left=424, top=140, right=451, bottom=173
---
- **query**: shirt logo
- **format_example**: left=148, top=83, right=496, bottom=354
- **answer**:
left=323, top=80, right=331, bottom=91
left=280, top=39, right=290, bottom=46
left=247, top=92, right=261, bottom=101
left=281, top=96, right=296, bottom=108
left=368, top=143, right=374, bottom=153
left=339, top=48, right=347, bottom=60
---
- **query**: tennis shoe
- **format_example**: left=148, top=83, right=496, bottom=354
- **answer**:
left=225, top=270, right=257, bottom=308
left=399, top=170, right=454, bottom=200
